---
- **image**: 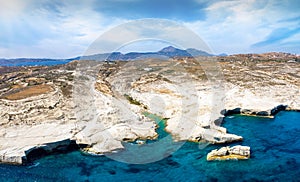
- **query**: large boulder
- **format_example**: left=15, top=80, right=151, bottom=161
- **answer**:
left=207, top=145, right=250, bottom=161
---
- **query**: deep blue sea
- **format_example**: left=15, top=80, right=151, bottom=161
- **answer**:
left=0, top=111, right=299, bottom=182
left=0, top=60, right=71, bottom=67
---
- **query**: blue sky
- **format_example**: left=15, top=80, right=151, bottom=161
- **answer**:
left=0, top=0, right=299, bottom=58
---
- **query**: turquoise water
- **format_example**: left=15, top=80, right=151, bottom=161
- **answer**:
left=0, top=111, right=299, bottom=181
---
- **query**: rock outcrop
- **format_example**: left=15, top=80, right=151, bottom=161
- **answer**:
left=207, top=145, right=251, bottom=161
left=0, top=123, right=75, bottom=164
left=0, top=65, right=77, bottom=164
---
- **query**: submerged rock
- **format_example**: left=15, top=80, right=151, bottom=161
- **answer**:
left=207, top=145, right=250, bottom=161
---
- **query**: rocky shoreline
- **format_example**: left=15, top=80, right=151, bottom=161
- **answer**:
left=0, top=56, right=299, bottom=165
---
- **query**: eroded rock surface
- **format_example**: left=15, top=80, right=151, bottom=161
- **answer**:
left=207, top=145, right=251, bottom=161
left=0, top=64, right=77, bottom=164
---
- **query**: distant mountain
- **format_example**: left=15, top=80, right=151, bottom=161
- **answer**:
left=158, top=46, right=192, bottom=57
left=0, top=46, right=214, bottom=66
left=218, top=53, right=228, bottom=56
left=81, top=46, right=213, bottom=61
left=186, top=48, right=213, bottom=57
left=2, top=48, right=298, bottom=67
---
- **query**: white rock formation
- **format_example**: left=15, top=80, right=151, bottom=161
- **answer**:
left=207, top=145, right=251, bottom=161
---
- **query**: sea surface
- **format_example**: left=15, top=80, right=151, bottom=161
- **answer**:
left=0, top=111, right=299, bottom=181
left=0, top=60, right=72, bottom=67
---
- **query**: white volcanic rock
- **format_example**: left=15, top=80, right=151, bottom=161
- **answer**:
left=73, top=73, right=157, bottom=154
left=224, top=83, right=300, bottom=115
left=0, top=81, right=77, bottom=164
left=0, top=85, right=76, bottom=126
left=222, top=59, right=300, bottom=115
left=207, top=145, right=251, bottom=161
left=0, top=123, right=74, bottom=164
left=113, top=62, right=242, bottom=144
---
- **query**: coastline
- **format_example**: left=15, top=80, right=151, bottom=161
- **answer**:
left=1, top=107, right=298, bottom=165
left=0, top=57, right=299, bottom=165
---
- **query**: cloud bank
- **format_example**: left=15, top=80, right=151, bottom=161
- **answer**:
left=0, top=0, right=299, bottom=58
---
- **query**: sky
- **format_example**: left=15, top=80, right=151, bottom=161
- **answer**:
left=0, top=0, right=299, bottom=58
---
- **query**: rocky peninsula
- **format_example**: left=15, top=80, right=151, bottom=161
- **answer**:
left=0, top=52, right=299, bottom=164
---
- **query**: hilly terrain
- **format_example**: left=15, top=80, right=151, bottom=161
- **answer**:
left=0, top=46, right=213, bottom=66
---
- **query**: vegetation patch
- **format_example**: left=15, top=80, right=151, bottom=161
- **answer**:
left=124, top=94, right=142, bottom=106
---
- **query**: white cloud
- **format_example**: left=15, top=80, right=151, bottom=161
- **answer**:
left=84, top=19, right=212, bottom=56
left=0, top=0, right=299, bottom=58
left=0, top=0, right=32, bottom=20
left=184, top=0, right=299, bottom=54
left=0, top=0, right=126, bottom=58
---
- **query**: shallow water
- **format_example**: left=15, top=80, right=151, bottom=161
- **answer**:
left=0, top=111, right=299, bottom=181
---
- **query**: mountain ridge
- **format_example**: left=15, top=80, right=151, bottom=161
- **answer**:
left=81, top=46, right=213, bottom=61
left=0, top=46, right=213, bottom=66
left=1, top=46, right=299, bottom=66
